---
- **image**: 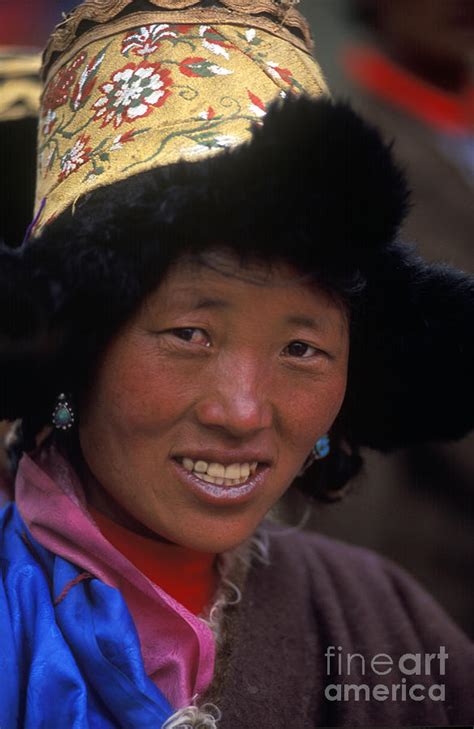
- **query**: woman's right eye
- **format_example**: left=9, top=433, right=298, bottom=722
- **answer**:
left=169, top=328, right=211, bottom=347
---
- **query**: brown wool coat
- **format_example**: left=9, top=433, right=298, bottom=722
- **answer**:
left=204, top=523, right=474, bottom=728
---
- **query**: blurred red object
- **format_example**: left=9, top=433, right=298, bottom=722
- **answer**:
left=0, top=1, right=60, bottom=49
left=344, top=45, right=474, bottom=134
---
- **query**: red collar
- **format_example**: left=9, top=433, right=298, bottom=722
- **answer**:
left=343, top=45, right=474, bottom=135
left=90, top=506, right=218, bottom=616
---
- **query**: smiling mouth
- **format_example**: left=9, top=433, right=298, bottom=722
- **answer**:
left=174, top=457, right=260, bottom=486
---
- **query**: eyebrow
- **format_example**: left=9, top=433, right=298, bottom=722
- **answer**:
left=285, top=315, right=324, bottom=331
left=190, top=297, right=231, bottom=311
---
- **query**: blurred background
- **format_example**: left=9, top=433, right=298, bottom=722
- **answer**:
left=1, top=1, right=473, bottom=636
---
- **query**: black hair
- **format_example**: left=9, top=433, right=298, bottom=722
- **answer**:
left=1, top=95, right=472, bottom=501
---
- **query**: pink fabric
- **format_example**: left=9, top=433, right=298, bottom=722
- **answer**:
left=15, top=444, right=216, bottom=710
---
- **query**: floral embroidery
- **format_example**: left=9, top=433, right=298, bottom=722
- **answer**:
left=43, top=53, right=86, bottom=113
left=39, top=146, right=56, bottom=177
left=179, top=57, right=232, bottom=78
left=198, top=106, right=218, bottom=121
left=59, top=134, right=92, bottom=180
left=110, top=128, right=147, bottom=151
left=92, top=61, right=172, bottom=129
left=34, top=19, right=325, bottom=237
left=199, top=25, right=234, bottom=60
left=185, top=131, right=240, bottom=157
left=122, top=23, right=194, bottom=57
left=71, top=49, right=107, bottom=111
left=237, top=28, right=263, bottom=47
left=247, top=90, right=267, bottom=118
left=42, top=110, right=57, bottom=136
left=266, top=61, right=302, bottom=90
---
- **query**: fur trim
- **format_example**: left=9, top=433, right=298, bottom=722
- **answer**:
left=0, top=95, right=472, bottom=461
left=162, top=703, right=221, bottom=729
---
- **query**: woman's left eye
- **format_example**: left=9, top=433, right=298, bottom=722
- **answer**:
left=283, top=341, right=319, bottom=358
left=170, top=328, right=211, bottom=347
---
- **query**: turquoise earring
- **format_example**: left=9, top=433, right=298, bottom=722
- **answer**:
left=52, top=393, right=75, bottom=431
left=298, top=434, right=331, bottom=477
left=312, top=434, right=331, bottom=460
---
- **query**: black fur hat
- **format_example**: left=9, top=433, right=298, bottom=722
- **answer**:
left=0, top=94, right=472, bottom=464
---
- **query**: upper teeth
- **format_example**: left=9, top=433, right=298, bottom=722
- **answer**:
left=181, top=458, right=258, bottom=485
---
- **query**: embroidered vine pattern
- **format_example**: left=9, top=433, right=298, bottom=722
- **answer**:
left=42, top=0, right=312, bottom=72
left=38, top=23, right=303, bottom=185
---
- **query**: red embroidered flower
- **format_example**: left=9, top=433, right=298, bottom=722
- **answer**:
left=43, top=53, right=86, bottom=113
left=58, top=134, right=92, bottom=180
left=92, top=61, right=172, bottom=129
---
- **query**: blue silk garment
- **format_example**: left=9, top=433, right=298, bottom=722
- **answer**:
left=0, top=503, right=176, bottom=728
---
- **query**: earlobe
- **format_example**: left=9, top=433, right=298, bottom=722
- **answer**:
left=298, top=434, right=331, bottom=476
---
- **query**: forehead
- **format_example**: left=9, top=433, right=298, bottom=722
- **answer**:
left=140, top=250, right=349, bottom=334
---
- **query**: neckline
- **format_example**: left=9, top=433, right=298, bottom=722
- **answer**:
left=89, top=505, right=219, bottom=616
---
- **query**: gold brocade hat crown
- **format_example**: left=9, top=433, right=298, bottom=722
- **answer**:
left=33, top=0, right=327, bottom=236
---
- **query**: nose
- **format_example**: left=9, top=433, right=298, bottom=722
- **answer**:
left=194, top=357, right=274, bottom=438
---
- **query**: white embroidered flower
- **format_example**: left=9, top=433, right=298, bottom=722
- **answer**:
left=92, top=61, right=172, bottom=129
left=59, top=134, right=92, bottom=180
left=122, top=24, right=177, bottom=56
left=245, top=28, right=256, bottom=42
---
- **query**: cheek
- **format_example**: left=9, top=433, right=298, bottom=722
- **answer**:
left=83, top=342, right=196, bottom=438
left=275, top=371, right=348, bottom=461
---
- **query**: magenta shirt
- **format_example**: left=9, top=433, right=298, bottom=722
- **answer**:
left=15, top=443, right=216, bottom=710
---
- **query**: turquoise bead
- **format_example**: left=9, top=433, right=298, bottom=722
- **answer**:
left=55, top=406, right=72, bottom=426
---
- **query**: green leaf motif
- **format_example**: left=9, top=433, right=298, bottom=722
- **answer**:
left=181, top=58, right=229, bottom=77
left=237, top=30, right=263, bottom=46
left=189, top=131, right=227, bottom=149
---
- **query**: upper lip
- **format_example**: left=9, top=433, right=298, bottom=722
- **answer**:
left=172, top=449, right=272, bottom=465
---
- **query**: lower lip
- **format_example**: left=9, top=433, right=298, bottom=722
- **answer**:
left=171, top=459, right=269, bottom=506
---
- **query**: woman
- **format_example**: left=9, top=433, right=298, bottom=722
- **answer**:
left=0, top=1, right=473, bottom=727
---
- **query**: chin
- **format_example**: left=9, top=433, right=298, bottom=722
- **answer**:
left=157, top=511, right=265, bottom=554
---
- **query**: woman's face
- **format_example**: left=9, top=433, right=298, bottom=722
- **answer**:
left=79, top=252, right=349, bottom=552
